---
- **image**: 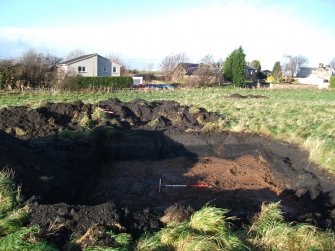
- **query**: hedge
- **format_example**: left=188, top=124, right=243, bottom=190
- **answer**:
left=330, top=76, right=335, bottom=88
left=77, top=77, right=133, bottom=89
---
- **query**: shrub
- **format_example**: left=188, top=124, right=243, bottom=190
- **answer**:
left=78, top=77, right=133, bottom=89
left=329, top=76, right=335, bottom=88
left=57, top=76, right=80, bottom=91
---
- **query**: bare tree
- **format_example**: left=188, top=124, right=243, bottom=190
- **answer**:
left=65, top=49, right=85, bottom=61
left=194, top=54, right=215, bottom=86
left=18, top=49, right=61, bottom=88
left=106, top=53, right=123, bottom=65
left=160, top=53, right=188, bottom=81
left=283, top=55, right=309, bottom=79
left=0, top=59, right=17, bottom=90
left=0, top=49, right=61, bottom=89
left=106, top=53, right=127, bottom=76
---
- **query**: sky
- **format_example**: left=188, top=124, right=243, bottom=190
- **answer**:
left=0, top=0, right=334, bottom=70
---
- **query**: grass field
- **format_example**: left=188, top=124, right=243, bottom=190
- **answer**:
left=1, top=87, right=335, bottom=174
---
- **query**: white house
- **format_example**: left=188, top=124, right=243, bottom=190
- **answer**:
left=57, top=53, right=121, bottom=79
left=297, top=64, right=333, bottom=89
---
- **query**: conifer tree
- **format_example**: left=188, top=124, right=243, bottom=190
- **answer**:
left=272, top=61, right=283, bottom=80
left=222, top=46, right=246, bottom=86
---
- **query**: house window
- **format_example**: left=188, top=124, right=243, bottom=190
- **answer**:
left=113, top=67, right=117, bottom=73
left=103, top=66, right=107, bottom=73
left=78, top=66, right=86, bottom=73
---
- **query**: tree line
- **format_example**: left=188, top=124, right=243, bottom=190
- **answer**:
left=0, top=49, right=61, bottom=90
left=160, top=47, right=333, bottom=86
left=1, top=48, right=334, bottom=90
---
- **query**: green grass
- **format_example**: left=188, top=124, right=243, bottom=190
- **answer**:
left=0, top=169, right=56, bottom=250
left=136, top=206, right=248, bottom=251
left=1, top=88, right=335, bottom=173
left=135, top=204, right=334, bottom=251
left=248, top=202, right=335, bottom=251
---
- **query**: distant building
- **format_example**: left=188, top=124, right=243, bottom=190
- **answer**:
left=57, top=53, right=121, bottom=80
left=132, top=76, right=143, bottom=85
left=262, top=70, right=272, bottom=78
left=297, top=63, right=333, bottom=89
left=245, top=65, right=257, bottom=81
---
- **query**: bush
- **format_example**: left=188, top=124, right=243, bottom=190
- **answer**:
left=78, top=76, right=133, bottom=89
left=329, top=76, right=335, bottom=88
left=57, top=76, right=80, bottom=91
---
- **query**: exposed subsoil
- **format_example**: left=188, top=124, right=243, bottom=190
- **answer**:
left=0, top=98, right=335, bottom=249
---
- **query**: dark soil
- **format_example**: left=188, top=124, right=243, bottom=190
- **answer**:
left=227, top=93, right=269, bottom=99
left=0, top=98, right=335, bottom=250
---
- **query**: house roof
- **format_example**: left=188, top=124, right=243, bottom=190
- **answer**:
left=60, top=53, right=98, bottom=65
left=297, top=67, right=317, bottom=78
left=245, top=65, right=256, bottom=71
left=59, top=53, right=121, bottom=66
left=176, top=63, right=199, bottom=75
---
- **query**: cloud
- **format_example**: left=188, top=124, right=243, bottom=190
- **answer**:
left=0, top=1, right=334, bottom=69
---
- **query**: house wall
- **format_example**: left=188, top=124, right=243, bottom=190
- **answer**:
left=67, top=56, right=98, bottom=77
left=111, top=62, right=121, bottom=77
left=57, top=65, right=68, bottom=81
left=297, top=75, right=329, bottom=89
left=97, top=56, right=112, bottom=76
left=59, top=54, right=122, bottom=78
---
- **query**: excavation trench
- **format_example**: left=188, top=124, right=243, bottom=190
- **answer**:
left=0, top=99, right=335, bottom=248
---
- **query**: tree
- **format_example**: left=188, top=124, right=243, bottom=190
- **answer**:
left=194, top=54, right=215, bottom=86
left=106, top=53, right=127, bottom=76
left=0, top=50, right=61, bottom=89
left=282, top=55, right=308, bottom=79
left=0, top=59, right=17, bottom=90
left=223, top=47, right=246, bottom=85
left=223, top=46, right=246, bottom=86
left=223, top=55, right=233, bottom=82
left=18, top=49, right=61, bottom=88
left=160, top=53, right=188, bottom=81
left=250, top=60, right=265, bottom=80
left=272, top=61, right=283, bottom=80
left=65, top=49, right=85, bottom=61
left=250, top=60, right=261, bottom=72
left=232, top=47, right=246, bottom=86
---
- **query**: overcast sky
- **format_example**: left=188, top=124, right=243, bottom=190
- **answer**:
left=0, top=0, right=334, bottom=70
